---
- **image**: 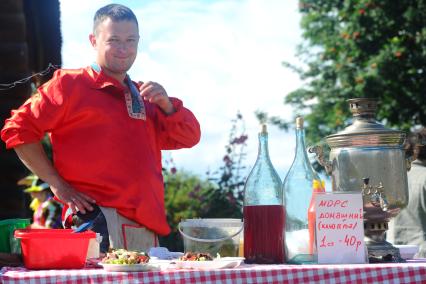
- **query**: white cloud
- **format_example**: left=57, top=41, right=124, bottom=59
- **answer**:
left=59, top=0, right=303, bottom=179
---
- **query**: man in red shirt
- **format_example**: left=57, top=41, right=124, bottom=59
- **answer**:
left=1, top=4, right=200, bottom=253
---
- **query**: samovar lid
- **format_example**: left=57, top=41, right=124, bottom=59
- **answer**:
left=326, top=98, right=405, bottom=148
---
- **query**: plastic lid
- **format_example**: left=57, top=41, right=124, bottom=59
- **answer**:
left=14, top=229, right=96, bottom=239
left=180, top=219, right=242, bottom=227
left=0, top=218, right=30, bottom=226
left=326, top=98, right=405, bottom=148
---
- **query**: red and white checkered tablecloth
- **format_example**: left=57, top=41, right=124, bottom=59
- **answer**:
left=1, top=261, right=426, bottom=284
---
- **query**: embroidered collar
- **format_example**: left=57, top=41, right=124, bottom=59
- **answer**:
left=89, top=63, right=146, bottom=120
left=88, top=65, right=121, bottom=91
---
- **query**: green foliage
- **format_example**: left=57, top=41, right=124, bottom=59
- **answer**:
left=207, top=112, right=248, bottom=208
left=160, top=113, right=248, bottom=251
left=279, top=0, right=426, bottom=145
left=159, top=169, right=212, bottom=251
left=163, top=170, right=212, bottom=225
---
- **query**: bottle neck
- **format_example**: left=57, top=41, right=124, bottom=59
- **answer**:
left=312, top=180, right=325, bottom=193
left=292, top=126, right=323, bottom=188
left=258, top=132, right=270, bottom=161
left=294, top=127, right=309, bottom=162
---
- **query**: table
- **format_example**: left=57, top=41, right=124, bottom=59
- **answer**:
left=1, top=261, right=426, bottom=284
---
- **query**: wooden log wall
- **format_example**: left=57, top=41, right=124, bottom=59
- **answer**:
left=0, top=0, right=62, bottom=219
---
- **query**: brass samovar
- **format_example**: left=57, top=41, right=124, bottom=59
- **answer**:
left=311, top=98, right=416, bottom=262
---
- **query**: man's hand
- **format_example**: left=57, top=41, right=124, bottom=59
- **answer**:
left=49, top=179, right=95, bottom=214
left=14, top=142, right=96, bottom=214
left=139, top=81, right=175, bottom=115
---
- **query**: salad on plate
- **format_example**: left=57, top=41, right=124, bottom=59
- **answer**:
left=99, top=249, right=163, bottom=272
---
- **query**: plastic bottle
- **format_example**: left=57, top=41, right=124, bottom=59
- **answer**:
left=307, top=179, right=325, bottom=254
left=243, top=124, right=285, bottom=264
left=283, top=116, right=324, bottom=264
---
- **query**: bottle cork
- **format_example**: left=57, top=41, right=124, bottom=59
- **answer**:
left=260, top=123, right=268, bottom=133
left=296, top=116, right=304, bottom=129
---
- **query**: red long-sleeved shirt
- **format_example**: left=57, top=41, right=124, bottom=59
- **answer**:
left=1, top=66, right=201, bottom=235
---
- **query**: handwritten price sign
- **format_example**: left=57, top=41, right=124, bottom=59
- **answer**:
left=315, top=192, right=366, bottom=264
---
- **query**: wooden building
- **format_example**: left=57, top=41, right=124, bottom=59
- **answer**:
left=0, top=0, right=62, bottom=219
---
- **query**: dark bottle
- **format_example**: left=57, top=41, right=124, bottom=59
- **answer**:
left=243, top=124, right=285, bottom=264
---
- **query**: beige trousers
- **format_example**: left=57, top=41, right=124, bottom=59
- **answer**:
left=99, top=206, right=158, bottom=252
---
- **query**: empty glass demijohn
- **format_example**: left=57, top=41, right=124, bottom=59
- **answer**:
left=283, top=116, right=324, bottom=264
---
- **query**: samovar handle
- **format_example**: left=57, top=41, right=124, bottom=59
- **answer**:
left=405, top=132, right=425, bottom=171
left=308, top=145, right=333, bottom=175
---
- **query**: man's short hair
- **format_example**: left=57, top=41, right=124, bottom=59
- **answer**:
left=93, top=4, right=138, bottom=34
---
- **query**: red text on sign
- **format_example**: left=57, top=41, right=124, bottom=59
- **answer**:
left=318, top=199, right=348, bottom=208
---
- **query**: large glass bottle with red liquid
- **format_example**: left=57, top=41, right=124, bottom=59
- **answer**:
left=243, top=124, right=285, bottom=264
left=283, top=117, right=324, bottom=264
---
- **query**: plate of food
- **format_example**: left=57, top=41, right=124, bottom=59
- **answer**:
left=99, top=262, right=162, bottom=272
left=99, top=248, right=162, bottom=272
left=174, top=252, right=245, bottom=270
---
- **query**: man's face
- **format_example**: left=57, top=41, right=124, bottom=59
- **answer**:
left=90, top=18, right=139, bottom=77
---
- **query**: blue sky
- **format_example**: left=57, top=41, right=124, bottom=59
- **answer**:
left=59, top=0, right=304, bottom=179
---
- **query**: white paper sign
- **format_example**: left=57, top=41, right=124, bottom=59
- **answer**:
left=315, top=192, right=366, bottom=264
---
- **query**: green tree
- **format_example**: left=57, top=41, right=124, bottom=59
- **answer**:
left=160, top=168, right=214, bottom=251
left=265, top=0, right=426, bottom=145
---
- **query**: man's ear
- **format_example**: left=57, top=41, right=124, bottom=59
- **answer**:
left=89, top=34, right=97, bottom=48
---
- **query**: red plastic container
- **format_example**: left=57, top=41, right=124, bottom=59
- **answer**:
left=14, top=229, right=96, bottom=269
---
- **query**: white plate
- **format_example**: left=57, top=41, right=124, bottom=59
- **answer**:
left=395, top=245, right=419, bottom=260
left=99, top=262, right=162, bottom=272
left=174, top=257, right=245, bottom=270
left=149, top=247, right=184, bottom=260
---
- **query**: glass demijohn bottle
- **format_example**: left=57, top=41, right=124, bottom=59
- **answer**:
left=243, top=124, right=285, bottom=264
left=283, top=116, right=324, bottom=264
